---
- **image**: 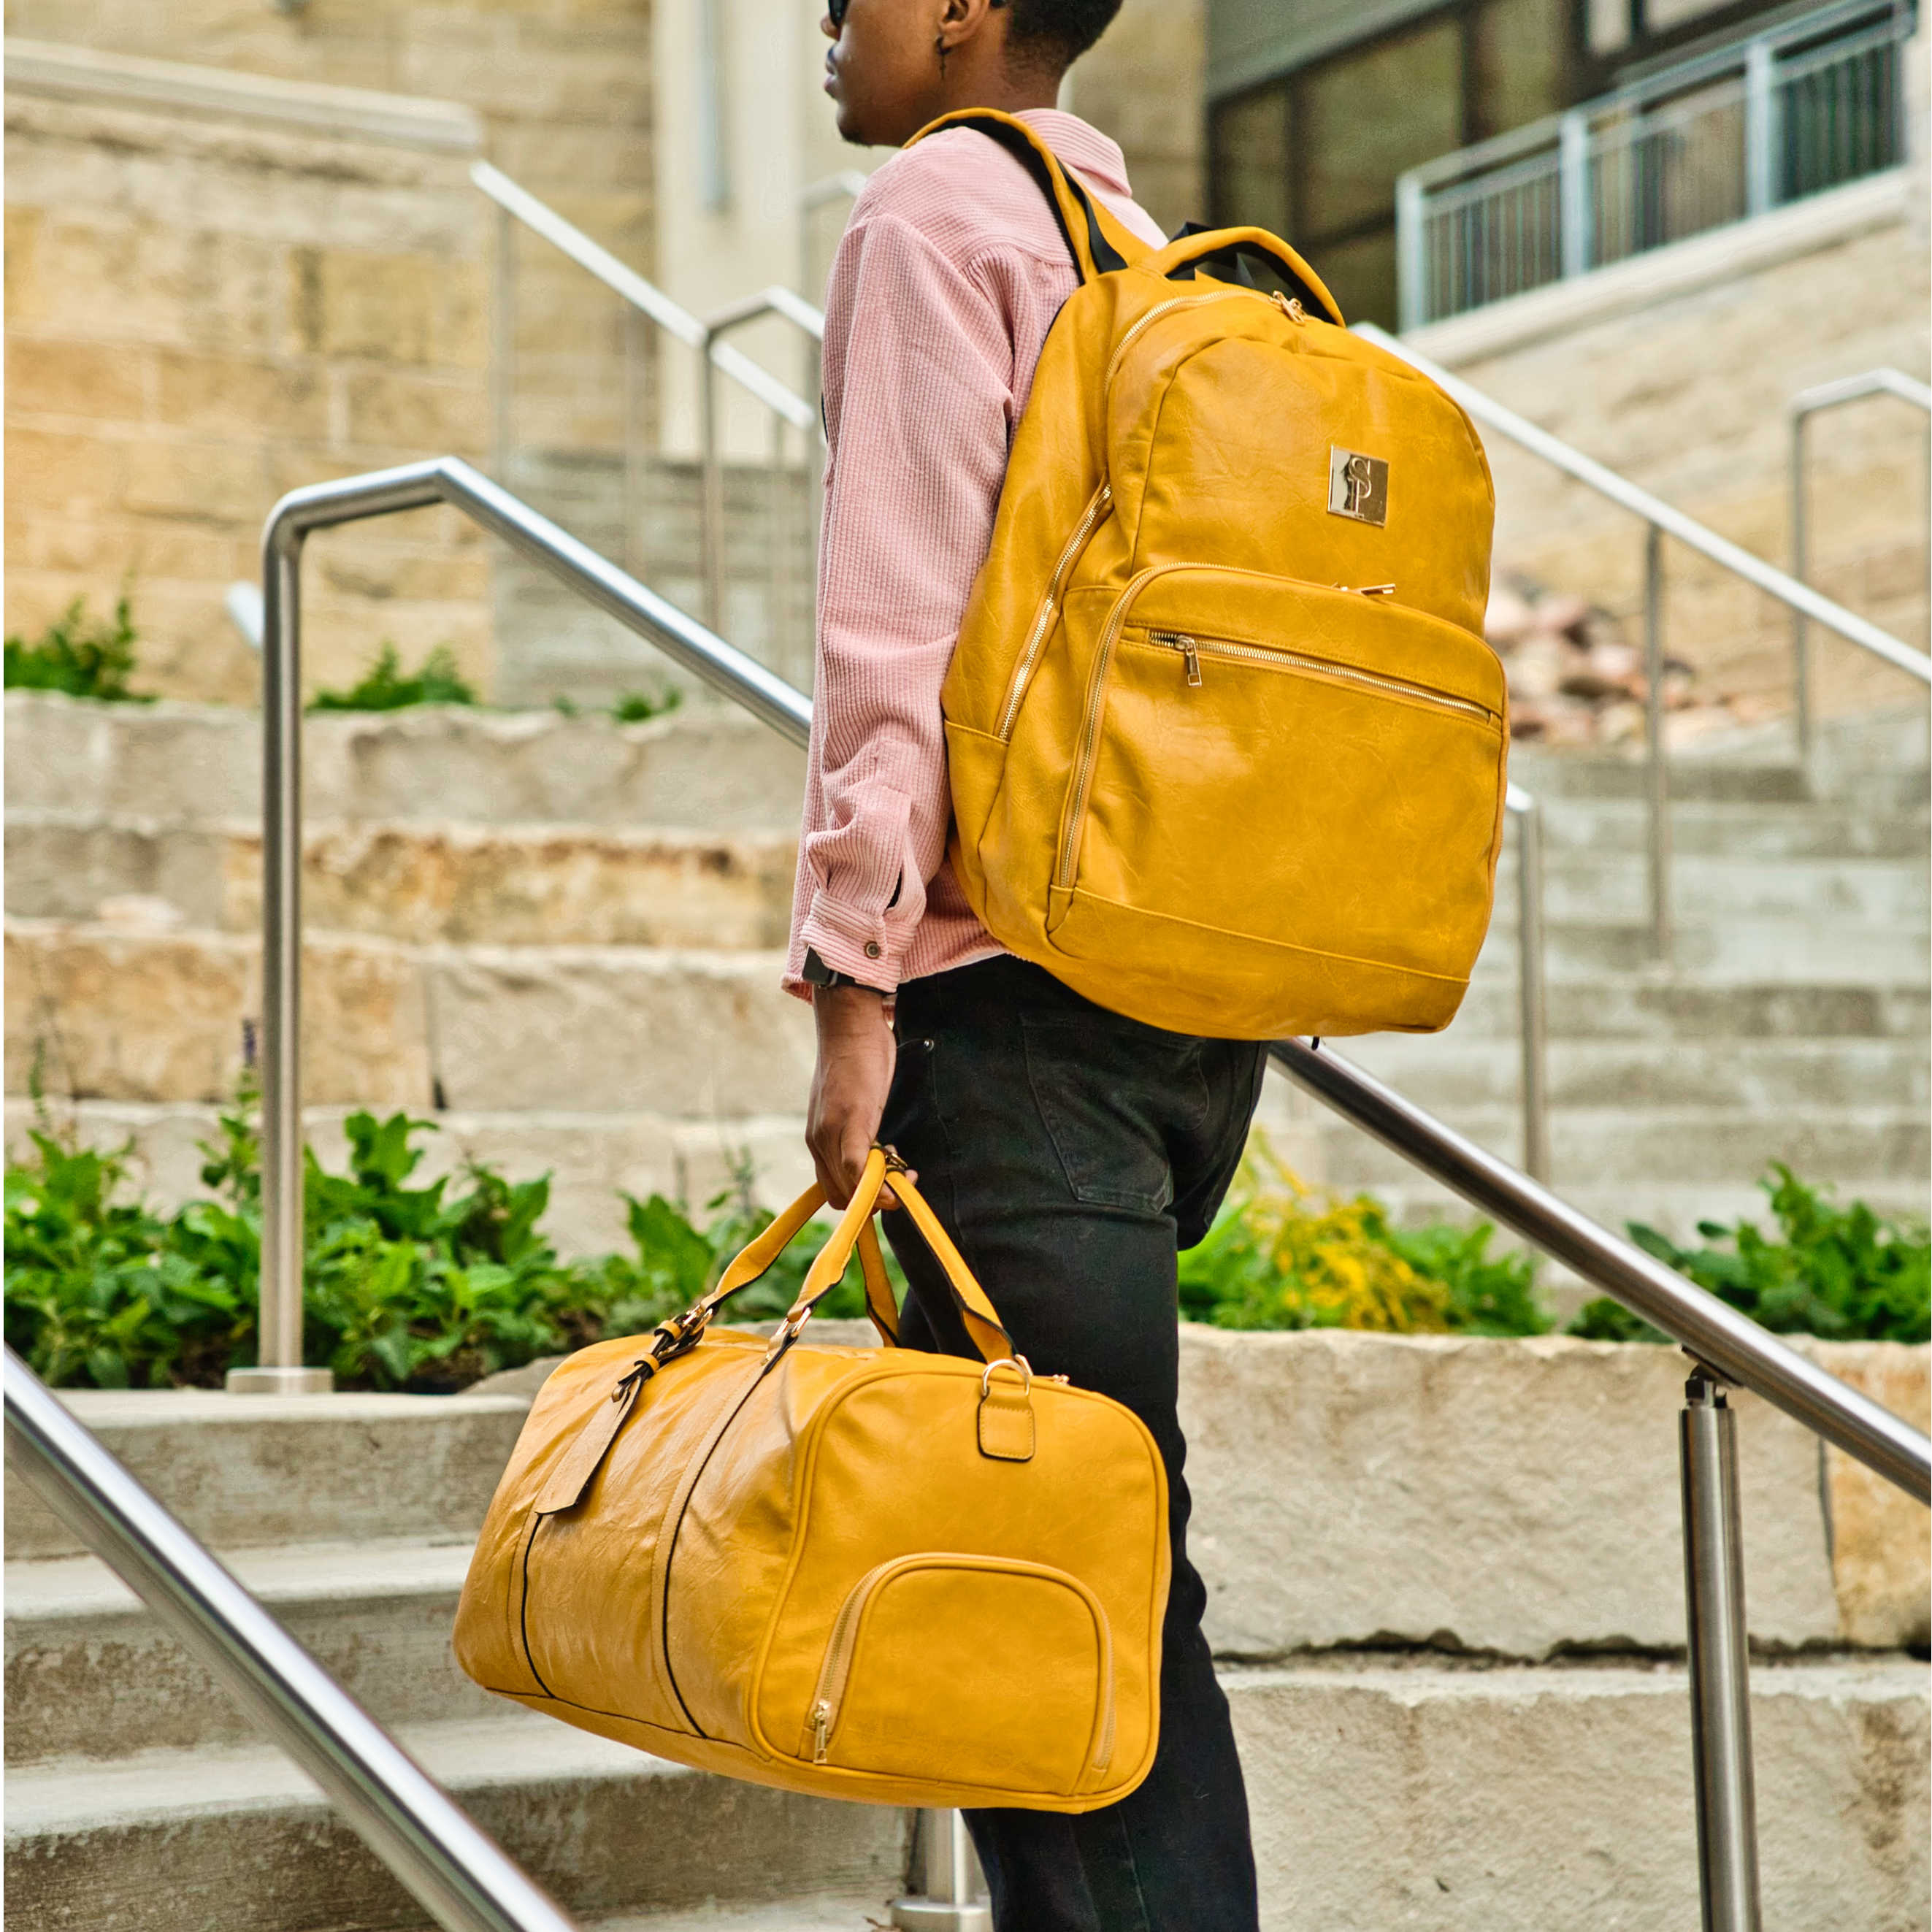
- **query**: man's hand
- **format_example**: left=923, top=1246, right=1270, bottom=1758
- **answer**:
left=805, top=984, right=905, bottom=1207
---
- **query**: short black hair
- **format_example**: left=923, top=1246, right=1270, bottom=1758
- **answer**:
left=1003, top=0, right=1123, bottom=72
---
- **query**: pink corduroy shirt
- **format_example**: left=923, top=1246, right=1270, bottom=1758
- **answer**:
left=782, top=110, right=1166, bottom=1000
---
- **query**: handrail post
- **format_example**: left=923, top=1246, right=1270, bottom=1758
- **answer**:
left=228, top=524, right=331, bottom=1396
left=1558, top=110, right=1592, bottom=280
left=1396, top=171, right=1428, bottom=331
left=699, top=339, right=724, bottom=632
left=892, top=1809, right=991, bottom=1930
left=1789, top=407, right=1812, bottom=761
left=491, top=204, right=514, bottom=486
left=1508, top=790, right=1551, bottom=1182
left=1680, top=1367, right=1764, bottom=1932
left=1744, top=37, right=1778, bottom=219
left=1643, top=522, right=1672, bottom=959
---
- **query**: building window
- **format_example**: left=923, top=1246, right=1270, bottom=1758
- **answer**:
left=1209, top=0, right=1570, bottom=327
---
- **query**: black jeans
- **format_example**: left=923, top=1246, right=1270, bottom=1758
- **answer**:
left=878, top=954, right=1268, bottom=1932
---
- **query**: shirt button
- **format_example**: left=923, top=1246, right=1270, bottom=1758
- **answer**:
left=863, top=941, right=883, bottom=959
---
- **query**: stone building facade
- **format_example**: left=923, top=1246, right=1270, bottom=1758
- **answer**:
left=4, top=47, right=492, bottom=702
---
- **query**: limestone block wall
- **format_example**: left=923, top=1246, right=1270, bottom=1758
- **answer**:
left=4, top=50, right=492, bottom=702
left=1411, top=164, right=1931, bottom=725
left=4, top=0, right=656, bottom=459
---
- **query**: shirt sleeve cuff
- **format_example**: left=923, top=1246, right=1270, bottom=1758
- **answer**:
left=797, top=888, right=911, bottom=993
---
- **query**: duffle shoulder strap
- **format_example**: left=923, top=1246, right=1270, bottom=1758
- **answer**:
left=905, top=106, right=1153, bottom=283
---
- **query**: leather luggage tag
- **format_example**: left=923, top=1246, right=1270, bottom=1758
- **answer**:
left=535, top=1372, right=644, bottom=1515
left=977, top=1385, right=1035, bottom=1463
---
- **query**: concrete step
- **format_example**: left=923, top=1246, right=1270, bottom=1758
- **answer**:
left=1441, top=973, right=1928, bottom=1041
left=4, top=1537, right=490, bottom=1766
left=1313, top=1101, right=1928, bottom=1192
left=4, top=921, right=813, bottom=1114
left=1, top=1707, right=910, bottom=1932
left=4, top=692, right=806, bottom=831
left=1336, top=1033, right=1930, bottom=1113
left=580, top=1898, right=908, bottom=1931
left=1469, top=911, right=1928, bottom=985
left=3, top=1662, right=1919, bottom=1932
left=15, top=810, right=1925, bottom=954
left=5, top=813, right=797, bottom=949
left=1526, top=791, right=1929, bottom=862
left=1, top=1097, right=816, bottom=1260
left=1226, top=1657, right=1928, bottom=1931
left=3, top=1392, right=529, bottom=1563
left=1481, top=849, right=1928, bottom=931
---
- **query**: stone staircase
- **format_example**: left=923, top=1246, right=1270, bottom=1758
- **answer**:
left=5, top=689, right=1925, bottom=1278
left=5, top=1335, right=1925, bottom=1929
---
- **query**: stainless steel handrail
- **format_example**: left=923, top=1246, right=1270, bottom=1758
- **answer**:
left=189, top=450, right=1932, bottom=1932
left=472, top=160, right=815, bottom=431
left=1504, top=783, right=1550, bottom=1182
left=4, top=1345, right=580, bottom=1932
left=1361, top=321, right=1932, bottom=962
left=1271, top=1037, right=1930, bottom=1500
left=229, top=456, right=806, bottom=1395
left=473, top=160, right=821, bottom=640
left=237, top=453, right=1929, bottom=1511
left=1788, top=367, right=1932, bottom=757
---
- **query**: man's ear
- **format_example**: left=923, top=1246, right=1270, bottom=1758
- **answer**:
left=936, top=0, right=995, bottom=56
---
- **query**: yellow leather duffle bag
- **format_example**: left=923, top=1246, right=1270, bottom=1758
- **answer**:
left=924, top=111, right=1506, bottom=1043
left=454, top=1149, right=1170, bottom=1812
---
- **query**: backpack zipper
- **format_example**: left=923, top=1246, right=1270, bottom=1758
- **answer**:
left=1143, top=629, right=1498, bottom=725
left=1101, top=289, right=1252, bottom=394
left=997, top=480, right=1113, bottom=741
left=1057, top=570, right=1499, bottom=892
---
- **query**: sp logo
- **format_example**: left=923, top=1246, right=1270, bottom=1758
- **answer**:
left=1327, top=447, right=1389, bottom=526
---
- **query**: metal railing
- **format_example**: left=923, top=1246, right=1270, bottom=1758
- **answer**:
left=1396, top=0, right=1912, bottom=329
left=4, top=1346, right=581, bottom=1932
left=1357, top=321, right=1932, bottom=962
left=1789, top=366, right=1932, bottom=757
left=474, top=161, right=824, bottom=681
left=220, top=453, right=1927, bottom=1931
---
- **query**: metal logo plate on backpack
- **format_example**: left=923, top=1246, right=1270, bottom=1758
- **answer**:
left=1327, top=448, right=1389, bottom=526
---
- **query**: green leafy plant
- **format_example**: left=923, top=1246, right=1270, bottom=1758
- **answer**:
left=610, top=688, right=683, bottom=724
left=553, top=688, right=684, bottom=724
left=309, top=643, right=478, bottom=713
left=5, top=1102, right=887, bottom=1392
left=1571, top=1165, right=1931, bottom=1345
left=4, top=595, right=148, bottom=702
left=1178, top=1143, right=1549, bottom=1335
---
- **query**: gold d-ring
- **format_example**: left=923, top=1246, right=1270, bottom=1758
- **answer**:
left=980, top=1355, right=1033, bottom=1399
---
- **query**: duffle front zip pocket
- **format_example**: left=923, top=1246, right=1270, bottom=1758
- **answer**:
left=1046, top=565, right=1507, bottom=1014
left=797, top=1552, right=1116, bottom=1797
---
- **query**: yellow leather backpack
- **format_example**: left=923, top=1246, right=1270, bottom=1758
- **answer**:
left=925, top=111, right=1506, bottom=1042
left=455, top=1149, right=1170, bottom=1812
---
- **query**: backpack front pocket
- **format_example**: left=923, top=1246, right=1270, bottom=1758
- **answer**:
left=1047, top=565, right=1506, bottom=1011
left=795, top=1553, right=1116, bottom=1798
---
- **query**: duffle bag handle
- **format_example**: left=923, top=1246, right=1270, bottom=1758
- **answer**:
left=767, top=1148, right=1012, bottom=1364
left=689, top=1176, right=901, bottom=1347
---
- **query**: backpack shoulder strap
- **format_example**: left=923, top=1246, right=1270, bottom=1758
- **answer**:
left=905, top=107, right=1151, bottom=283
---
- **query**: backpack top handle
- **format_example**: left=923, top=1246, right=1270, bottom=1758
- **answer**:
left=1147, top=224, right=1345, bottom=326
left=907, top=107, right=1148, bottom=283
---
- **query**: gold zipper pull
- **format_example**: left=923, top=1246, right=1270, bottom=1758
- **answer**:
left=1357, top=583, right=1396, bottom=597
left=1151, top=631, right=1203, bottom=686
left=810, top=1699, right=832, bottom=1764
left=1272, top=291, right=1307, bottom=324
